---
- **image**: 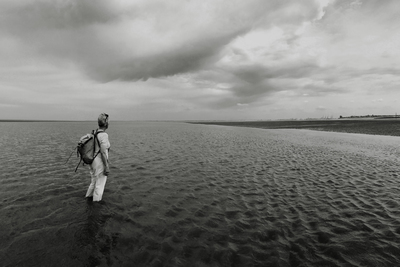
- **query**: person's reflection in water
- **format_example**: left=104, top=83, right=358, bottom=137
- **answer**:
left=73, top=199, right=111, bottom=266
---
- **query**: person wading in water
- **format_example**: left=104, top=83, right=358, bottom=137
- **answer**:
left=85, top=113, right=111, bottom=202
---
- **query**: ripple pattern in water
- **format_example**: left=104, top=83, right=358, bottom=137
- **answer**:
left=1, top=122, right=400, bottom=266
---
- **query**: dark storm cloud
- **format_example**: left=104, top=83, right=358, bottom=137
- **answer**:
left=0, top=1, right=122, bottom=30
left=86, top=30, right=245, bottom=82
left=0, top=0, right=323, bottom=82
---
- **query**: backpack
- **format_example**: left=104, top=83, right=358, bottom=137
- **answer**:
left=66, top=130, right=104, bottom=172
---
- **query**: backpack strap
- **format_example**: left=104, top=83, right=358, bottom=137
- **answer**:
left=93, top=130, right=97, bottom=160
left=74, top=158, right=82, bottom=172
left=93, top=130, right=103, bottom=160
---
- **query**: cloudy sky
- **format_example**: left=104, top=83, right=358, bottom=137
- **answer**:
left=1, top=0, right=400, bottom=121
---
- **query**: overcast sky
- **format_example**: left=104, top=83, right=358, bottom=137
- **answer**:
left=1, top=0, right=400, bottom=121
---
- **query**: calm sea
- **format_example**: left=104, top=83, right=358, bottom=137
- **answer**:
left=1, top=121, right=400, bottom=266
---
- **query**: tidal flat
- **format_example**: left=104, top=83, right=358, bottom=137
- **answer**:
left=190, top=118, right=400, bottom=136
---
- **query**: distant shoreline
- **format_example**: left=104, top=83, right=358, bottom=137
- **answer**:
left=0, top=120, right=171, bottom=123
left=0, top=120, right=76, bottom=122
left=189, top=119, right=400, bottom=137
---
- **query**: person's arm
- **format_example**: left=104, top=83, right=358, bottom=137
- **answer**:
left=98, top=133, right=110, bottom=176
left=101, top=151, right=110, bottom=176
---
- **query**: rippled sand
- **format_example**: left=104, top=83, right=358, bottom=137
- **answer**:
left=1, top=122, right=400, bottom=266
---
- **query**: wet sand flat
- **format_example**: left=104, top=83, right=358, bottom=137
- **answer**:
left=190, top=119, right=400, bottom=136
left=1, top=122, right=400, bottom=266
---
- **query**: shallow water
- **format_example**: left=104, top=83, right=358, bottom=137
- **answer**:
left=1, top=121, right=400, bottom=266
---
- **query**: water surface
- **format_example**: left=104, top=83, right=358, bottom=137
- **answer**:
left=1, top=121, right=400, bottom=266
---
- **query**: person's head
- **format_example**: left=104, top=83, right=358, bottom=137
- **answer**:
left=98, top=113, right=109, bottom=129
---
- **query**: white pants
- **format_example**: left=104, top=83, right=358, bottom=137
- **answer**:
left=85, top=172, right=108, bottom=201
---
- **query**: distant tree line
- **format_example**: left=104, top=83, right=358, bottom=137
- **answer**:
left=339, top=114, right=400, bottom=119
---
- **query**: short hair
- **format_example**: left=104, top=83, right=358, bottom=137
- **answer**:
left=98, top=113, right=109, bottom=127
